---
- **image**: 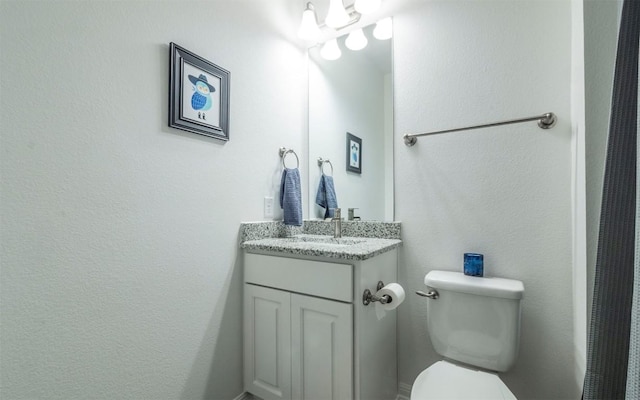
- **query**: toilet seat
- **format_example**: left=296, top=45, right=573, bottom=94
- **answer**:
left=410, top=361, right=517, bottom=400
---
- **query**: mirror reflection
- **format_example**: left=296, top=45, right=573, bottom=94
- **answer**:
left=308, top=22, right=394, bottom=222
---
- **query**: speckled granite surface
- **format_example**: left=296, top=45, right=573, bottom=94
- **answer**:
left=239, top=220, right=402, bottom=261
left=241, top=234, right=401, bottom=261
left=239, top=221, right=303, bottom=241
left=240, top=220, right=401, bottom=242
left=304, top=220, right=401, bottom=239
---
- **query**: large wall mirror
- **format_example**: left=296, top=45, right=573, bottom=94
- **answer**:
left=308, top=22, right=394, bottom=221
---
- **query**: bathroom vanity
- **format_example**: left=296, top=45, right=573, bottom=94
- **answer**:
left=241, top=223, right=401, bottom=400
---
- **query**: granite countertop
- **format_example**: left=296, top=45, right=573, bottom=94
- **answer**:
left=241, top=234, right=402, bottom=261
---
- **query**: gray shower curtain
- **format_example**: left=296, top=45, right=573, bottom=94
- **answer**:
left=627, top=18, right=640, bottom=395
left=583, top=0, right=639, bottom=399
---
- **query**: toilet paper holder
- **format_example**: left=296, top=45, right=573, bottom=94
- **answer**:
left=363, top=281, right=390, bottom=306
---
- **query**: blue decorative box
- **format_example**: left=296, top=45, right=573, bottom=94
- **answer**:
left=464, top=253, right=484, bottom=277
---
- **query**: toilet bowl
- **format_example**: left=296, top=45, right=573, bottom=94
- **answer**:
left=410, top=361, right=516, bottom=400
left=410, top=271, right=524, bottom=400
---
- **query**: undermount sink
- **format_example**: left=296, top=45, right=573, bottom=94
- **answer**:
left=287, top=235, right=367, bottom=246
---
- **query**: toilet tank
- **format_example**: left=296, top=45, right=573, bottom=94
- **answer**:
left=424, top=270, right=524, bottom=372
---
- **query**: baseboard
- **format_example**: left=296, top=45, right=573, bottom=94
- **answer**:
left=397, top=381, right=412, bottom=400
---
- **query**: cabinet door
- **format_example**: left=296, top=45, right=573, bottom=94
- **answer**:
left=244, top=284, right=291, bottom=400
left=291, top=294, right=353, bottom=400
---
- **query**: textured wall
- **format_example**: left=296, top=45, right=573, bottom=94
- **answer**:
left=0, top=1, right=306, bottom=399
left=393, top=1, right=577, bottom=398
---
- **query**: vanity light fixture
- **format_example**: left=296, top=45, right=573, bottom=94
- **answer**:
left=320, top=38, right=342, bottom=60
left=373, top=17, right=392, bottom=40
left=304, top=1, right=390, bottom=61
left=345, top=28, right=368, bottom=51
left=299, top=0, right=362, bottom=36
left=325, top=0, right=351, bottom=28
left=319, top=18, right=392, bottom=60
left=298, top=2, right=322, bottom=41
left=354, top=0, right=381, bottom=14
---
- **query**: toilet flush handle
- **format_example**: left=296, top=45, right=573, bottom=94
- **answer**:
left=416, top=290, right=439, bottom=299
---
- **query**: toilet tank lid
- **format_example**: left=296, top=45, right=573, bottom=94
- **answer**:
left=425, top=270, right=524, bottom=299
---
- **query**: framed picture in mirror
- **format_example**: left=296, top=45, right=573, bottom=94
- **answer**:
left=346, top=132, right=362, bottom=174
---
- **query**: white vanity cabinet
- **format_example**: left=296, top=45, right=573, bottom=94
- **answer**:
left=243, top=284, right=292, bottom=400
left=243, top=248, right=398, bottom=400
left=244, top=284, right=352, bottom=400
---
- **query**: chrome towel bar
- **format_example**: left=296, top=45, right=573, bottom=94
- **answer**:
left=403, top=112, right=557, bottom=146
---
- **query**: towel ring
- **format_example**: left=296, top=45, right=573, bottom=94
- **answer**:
left=317, top=158, right=334, bottom=176
left=279, top=147, right=299, bottom=169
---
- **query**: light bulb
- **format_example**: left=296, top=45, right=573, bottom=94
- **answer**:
left=354, top=0, right=381, bottom=14
left=297, top=3, right=321, bottom=41
left=373, top=17, right=393, bottom=40
left=325, top=0, right=350, bottom=28
left=345, top=28, right=368, bottom=51
left=320, top=38, right=342, bottom=60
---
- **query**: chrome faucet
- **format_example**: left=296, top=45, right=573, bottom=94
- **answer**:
left=331, top=208, right=342, bottom=238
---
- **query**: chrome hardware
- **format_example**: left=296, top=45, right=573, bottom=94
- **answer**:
left=317, top=158, right=334, bottom=176
left=331, top=208, right=342, bottom=238
left=279, top=147, right=300, bottom=169
left=403, top=135, right=417, bottom=146
left=363, top=281, right=389, bottom=306
left=403, top=112, right=557, bottom=147
left=416, top=290, right=439, bottom=299
left=348, top=208, right=359, bottom=221
left=537, top=112, right=557, bottom=129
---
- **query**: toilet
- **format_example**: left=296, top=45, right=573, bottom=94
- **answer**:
left=411, top=270, right=524, bottom=400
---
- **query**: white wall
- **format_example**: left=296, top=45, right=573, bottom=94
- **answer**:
left=0, top=1, right=307, bottom=399
left=308, top=45, right=386, bottom=220
left=570, top=0, right=587, bottom=388
left=393, top=1, right=577, bottom=398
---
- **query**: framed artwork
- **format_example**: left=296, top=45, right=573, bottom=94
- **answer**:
left=169, top=43, right=230, bottom=141
left=346, top=132, right=362, bottom=174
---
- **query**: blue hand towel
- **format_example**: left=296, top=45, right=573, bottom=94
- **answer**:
left=315, top=174, right=338, bottom=219
left=280, top=168, right=303, bottom=226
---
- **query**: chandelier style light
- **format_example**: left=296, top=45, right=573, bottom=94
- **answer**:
left=298, top=3, right=322, bottom=41
left=320, top=38, right=342, bottom=60
left=325, top=0, right=352, bottom=28
left=345, top=28, right=368, bottom=51
left=373, top=17, right=392, bottom=40
left=297, top=0, right=392, bottom=60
